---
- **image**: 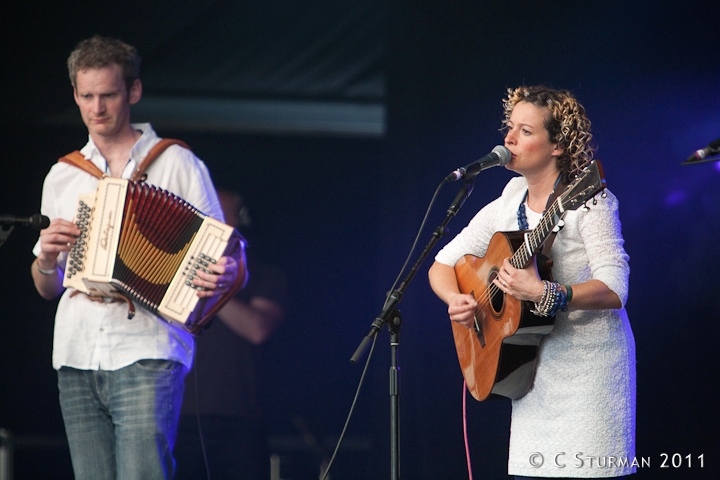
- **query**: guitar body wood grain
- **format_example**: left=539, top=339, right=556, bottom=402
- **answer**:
left=453, top=230, right=555, bottom=401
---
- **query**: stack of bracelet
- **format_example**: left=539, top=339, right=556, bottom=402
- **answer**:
left=531, top=280, right=569, bottom=317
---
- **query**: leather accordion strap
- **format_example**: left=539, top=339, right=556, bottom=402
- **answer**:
left=57, top=138, right=190, bottom=180
left=132, top=139, right=189, bottom=181
left=68, top=289, right=137, bottom=319
left=57, top=151, right=104, bottom=178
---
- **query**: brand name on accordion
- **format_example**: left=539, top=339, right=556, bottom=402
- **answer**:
left=100, top=210, right=115, bottom=251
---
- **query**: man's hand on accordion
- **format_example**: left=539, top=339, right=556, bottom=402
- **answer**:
left=32, top=218, right=81, bottom=299
left=192, top=254, right=247, bottom=298
left=38, top=218, right=82, bottom=259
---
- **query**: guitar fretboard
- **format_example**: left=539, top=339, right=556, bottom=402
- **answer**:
left=509, top=196, right=565, bottom=270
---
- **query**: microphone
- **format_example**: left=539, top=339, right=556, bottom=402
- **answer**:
left=0, top=214, right=51, bottom=230
left=445, top=145, right=511, bottom=182
left=685, top=137, right=720, bottom=162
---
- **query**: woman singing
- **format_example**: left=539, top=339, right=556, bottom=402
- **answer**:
left=428, top=85, right=636, bottom=479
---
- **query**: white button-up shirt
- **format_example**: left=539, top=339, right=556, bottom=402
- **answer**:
left=33, top=124, right=224, bottom=371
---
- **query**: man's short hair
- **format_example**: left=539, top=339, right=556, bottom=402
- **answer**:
left=67, top=35, right=140, bottom=91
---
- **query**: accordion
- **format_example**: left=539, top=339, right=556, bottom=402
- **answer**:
left=63, top=177, right=246, bottom=334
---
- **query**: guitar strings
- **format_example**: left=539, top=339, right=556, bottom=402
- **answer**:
left=472, top=189, right=571, bottom=314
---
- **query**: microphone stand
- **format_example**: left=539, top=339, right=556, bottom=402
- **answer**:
left=350, top=177, right=476, bottom=480
left=0, top=225, right=14, bottom=249
left=1, top=215, right=50, bottom=248
left=681, top=154, right=720, bottom=166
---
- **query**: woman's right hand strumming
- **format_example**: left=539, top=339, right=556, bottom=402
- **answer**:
left=429, top=261, right=478, bottom=329
left=446, top=292, right=479, bottom=328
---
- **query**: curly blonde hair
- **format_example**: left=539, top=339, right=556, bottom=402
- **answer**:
left=501, top=85, right=594, bottom=182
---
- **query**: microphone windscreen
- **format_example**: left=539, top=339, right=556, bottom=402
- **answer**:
left=31, top=214, right=50, bottom=230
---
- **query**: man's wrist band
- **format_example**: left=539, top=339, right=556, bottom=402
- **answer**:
left=35, top=261, right=58, bottom=276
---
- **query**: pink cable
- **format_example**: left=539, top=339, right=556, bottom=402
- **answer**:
left=463, top=380, right=473, bottom=479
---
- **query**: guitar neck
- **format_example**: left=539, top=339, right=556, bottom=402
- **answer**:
left=507, top=160, right=606, bottom=270
left=509, top=199, right=564, bottom=269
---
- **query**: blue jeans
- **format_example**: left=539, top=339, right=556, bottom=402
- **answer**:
left=58, top=360, right=187, bottom=480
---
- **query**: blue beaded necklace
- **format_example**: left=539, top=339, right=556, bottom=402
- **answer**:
left=516, top=175, right=562, bottom=230
left=516, top=193, right=531, bottom=230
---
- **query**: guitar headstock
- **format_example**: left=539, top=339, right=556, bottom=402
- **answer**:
left=560, top=160, right=606, bottom=211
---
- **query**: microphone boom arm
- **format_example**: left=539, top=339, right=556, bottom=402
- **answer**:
left=351, top=178, right=474, bottom=361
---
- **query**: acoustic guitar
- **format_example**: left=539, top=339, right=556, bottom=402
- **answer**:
left=452, top=160, right=606, bottom=401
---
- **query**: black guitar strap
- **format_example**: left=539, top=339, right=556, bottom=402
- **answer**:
left=539, top=176, right=569, bottom=264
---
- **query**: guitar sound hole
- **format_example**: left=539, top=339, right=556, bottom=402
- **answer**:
left=489, top=269, right=504, bottom=313
left=491, top=288, right=504, bottom=313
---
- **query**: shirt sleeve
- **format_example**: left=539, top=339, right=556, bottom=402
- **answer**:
left=434, top=177, right=526, bottom=267
left=434, top=199, right=499, bottom=267
left=576, top=189, right=630, bottom=306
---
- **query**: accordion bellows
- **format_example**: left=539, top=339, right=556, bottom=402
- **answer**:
left=63, top=177, right=246, bottom=334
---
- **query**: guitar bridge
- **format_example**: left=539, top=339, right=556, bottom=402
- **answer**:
left=471, top=290, right=486, bottom=347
